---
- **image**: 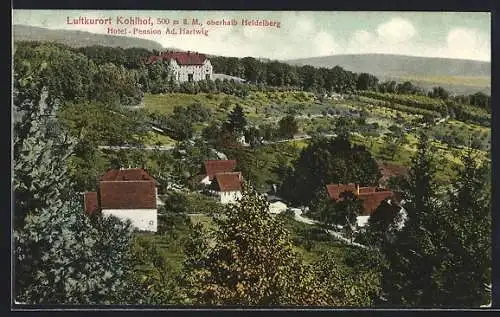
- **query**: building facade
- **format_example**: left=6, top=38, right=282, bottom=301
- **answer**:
left=84, top=168, right=159, bottom=232
left=213, top=172, right=243, bottom=204
left=147, top=51, right=213, bottom=82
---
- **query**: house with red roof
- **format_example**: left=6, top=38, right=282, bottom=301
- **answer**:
left=84, top=168, right=159, bottom=232
left=210, top=172, right=243, bottom=204
left=199, top=159, right=243, bottom=204
left=147, top=51, right=213, bottom=82
left=200, top=159, right=238, bottom=185
left=326, top=183, right=395, bottom=216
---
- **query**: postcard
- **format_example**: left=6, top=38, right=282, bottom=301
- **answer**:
left=12, top=10, right=492, bottom=309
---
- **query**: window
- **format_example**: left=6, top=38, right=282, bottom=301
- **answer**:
left=149, top=220, right=154, bottom=226
left=188, top=73, right=194, bottom=82
left=205, top=74, right=210, bottom=80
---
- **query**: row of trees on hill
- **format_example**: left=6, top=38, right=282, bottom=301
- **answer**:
left=15, top=41, right=491, bottom=117
left=14, top=41, right=143, bottom=107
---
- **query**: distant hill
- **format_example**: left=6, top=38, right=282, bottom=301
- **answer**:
left=286, top=54, right=490, bottom=94
left=12, top=24, right=164, bottom=51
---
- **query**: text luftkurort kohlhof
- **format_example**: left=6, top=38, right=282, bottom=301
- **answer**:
left=66, top=16, right=281, bottom=37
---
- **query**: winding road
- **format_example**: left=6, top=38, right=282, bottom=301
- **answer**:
left=289, top=208, right=370, bottom=250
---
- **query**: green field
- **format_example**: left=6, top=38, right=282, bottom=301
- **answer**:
left=141, top=90, right=490, bottom=187
left=143, top=91, right=316, bottom=117
left=142, top=131, right=176, bottom=146
left=396, top=75, right=490, bottom=87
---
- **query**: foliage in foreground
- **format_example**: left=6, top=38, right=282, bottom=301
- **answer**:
left=180, top=185, right=381, bottom=306
left=14, top=71, right=141, bottom=304
left=376, top=134, right=491, bottom=307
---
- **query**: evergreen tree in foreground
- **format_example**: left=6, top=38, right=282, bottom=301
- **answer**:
left=380, top=133, right=443, bottom=306
left=433, top=151, right=491, bottom=306
left=380, top=134, right=491, bottom=307
left=14, top=71, right=140, bottom=304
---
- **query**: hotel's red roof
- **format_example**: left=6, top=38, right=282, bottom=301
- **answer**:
left=147, top=51, right=208, bottom=65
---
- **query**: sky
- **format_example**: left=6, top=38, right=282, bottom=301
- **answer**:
left=12, top=10, right=491, bottom=61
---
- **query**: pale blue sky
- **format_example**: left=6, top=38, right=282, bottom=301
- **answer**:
left=12, top=10, right=491, bottom=61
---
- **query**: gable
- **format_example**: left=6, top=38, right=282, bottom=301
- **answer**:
left=149, top=51, right=208, bottom=66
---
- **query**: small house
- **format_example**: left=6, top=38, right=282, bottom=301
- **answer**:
left=200, top=160, right=237, bottom=185
left=326, top=183, right=395, bottom=216
left=210, top=172, right=243, bottom=204
left=84, top=168, right=159, bottom=232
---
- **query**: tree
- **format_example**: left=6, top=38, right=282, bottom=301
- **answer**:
left=15, top=201, right=140, bottom=304
left=172, top=139, right=218, bottom=189
left=362, top=200, right=402, bottom=248
left=380, top=133, right=441, bottom=306
left=356, top=73, right=379, bottom=91
left=227, top=104, right=247, bottom=135
left=314, top=251, right=382, bottom=306
left=428, top=86, right=449, bottom=100
left=334, top=117, right=352, bottom=138
left=280, top=137, right=381, bottom=205
left=244, top=126, right=262, bottom=147
left=180, top=184, right=329, bottom=305
left=381, top=138, right=492, bottom=307
left=432, top=151, right=491, bottom=306
left=277, top=115, right=299, bottom=139
left=13, top=87, right=75, bottom=228
left=165, top=106, right=196, bottom=141
left=129, top=234, right=186, bottom=304
left=308, top=188, right=337, bottom=227
left=334, top=191, right=364, bottom=242
left=468, top=92, right=490, bottom=111
left=14, top=87, right=139, bottom=304
left=380, top=133, right=399, bottom=161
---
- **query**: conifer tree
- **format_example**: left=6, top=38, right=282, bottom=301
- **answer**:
left=14, top=64, right=140, bottom=304
left=227, top=104, right=247, bottom=135
left=380, top=133, right=442, bottom=306
left=432, top=151, right=491, bottom=306
left=379, top=135, right=492, bottom=307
